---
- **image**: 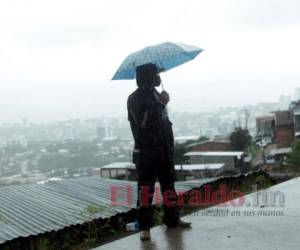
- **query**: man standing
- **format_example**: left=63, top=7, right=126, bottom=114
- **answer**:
left=127, top=63, right=191, bottom=241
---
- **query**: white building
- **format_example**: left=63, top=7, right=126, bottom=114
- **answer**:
left=185, top=151, right=245, bottom=174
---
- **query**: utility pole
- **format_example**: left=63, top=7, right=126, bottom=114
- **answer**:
left=244, top=109, right=250, bottom=130
left=238, top=115, right=242, bottom=128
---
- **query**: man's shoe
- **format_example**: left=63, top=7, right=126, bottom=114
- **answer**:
left=167, top=218, right=192, bottom=228
left=177, top=218, right=192, bottom=228
left=140, top=230, right=151, bottom=241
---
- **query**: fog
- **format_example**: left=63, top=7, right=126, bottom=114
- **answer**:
left=1, top=0, right=300, bottom=123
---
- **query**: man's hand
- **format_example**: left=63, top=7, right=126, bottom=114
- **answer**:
left=159, top=90, right=170, bottom=105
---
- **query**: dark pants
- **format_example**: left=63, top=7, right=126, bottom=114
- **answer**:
left=134, top=147, right=180, bottom=230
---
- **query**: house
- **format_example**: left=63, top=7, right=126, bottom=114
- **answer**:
left=184, top=151, right=245, bottom=175
left=265, top=147, right=292, bottom=165
left=294, top=110, right=300, bottom=139
left=97, top=162, right=136, bottom=180
left=255, top=100, right=300, bottom=148
left=187, top=139, right=231, bottom=152
left=255, top=116, right=275, bottom=142
left=273, top=110, right=294, bottom=148
left=290, top=100, right=300, bottom=139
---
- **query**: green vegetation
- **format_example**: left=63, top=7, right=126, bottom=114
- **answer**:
left=153, top=206, right=164, bottom=225
left=230, top=127, right=252, bottom=151
left=37, top=237, right=50, bottom=250
left=174, top=143, right=187, bottom=164
left=248, top=144, right=260, bottom=159
left=255, top=174, right=274, bottom=190
left=287, top=139, right=300, bottom=174
left=82, top=204, right=105, bottom=216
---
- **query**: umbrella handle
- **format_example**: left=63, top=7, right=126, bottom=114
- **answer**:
left=161, top=81, right=165, bottom=91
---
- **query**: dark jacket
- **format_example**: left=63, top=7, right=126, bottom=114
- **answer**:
left=127, top=87, right=174, bottom=161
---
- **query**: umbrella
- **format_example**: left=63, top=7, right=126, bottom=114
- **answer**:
left=111, top=42, right=203, bottom=80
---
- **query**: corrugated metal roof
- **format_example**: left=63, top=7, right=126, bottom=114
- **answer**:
left=100, top=162, right=134, bottom=169
left=174, top=135, right=199, bottom=143
left=174, top=164, right=224, bottom=170
left=0, top=176, right=217, bottom=244
left=269, top=147, right=292, bottom=156
left=185, top=151, right=244, bottom=157
left=187, top=139, right=230, bottom=148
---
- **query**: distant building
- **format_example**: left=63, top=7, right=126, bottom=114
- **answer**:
left=294, top=110, right=300, bottom=139
left=61, top=125, right=74, bottom=140
left=208, top=117, right=221, bottom=129
left=289, top=100, right=300, bottom=139
left=255, top=99, right=300, bottom=148
left=96, top=126, right=106, bottom=140
left=106, top=126, right=113, bottom=138
left=71, top=126, right=78, bottom=139
left=278, top=94, right=292, bottom=110
left=273, top=110, right=294, bottom=148
left=294, top=88, right=300, bottom=101
left=255, top=116, right=275, bottom=139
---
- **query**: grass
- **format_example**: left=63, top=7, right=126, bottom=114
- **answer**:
left=153, top=206, right=164, bottom=225
left=248, top=144, right=261, bottom=159
left=86, top=205, right=105, bottom=214
left=81, top=204, right=106, bottom=218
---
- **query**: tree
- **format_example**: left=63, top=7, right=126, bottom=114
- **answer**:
left=230, top=127, right=252, bottom=151
left=174, top=143, right=187, bottom=164
left=287, top=140, right=300, bottom=173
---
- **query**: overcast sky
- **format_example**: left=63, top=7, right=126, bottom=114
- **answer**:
left=1, top=0, right=300, bottom=123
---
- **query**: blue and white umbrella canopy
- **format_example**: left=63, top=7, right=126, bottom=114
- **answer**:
left=112, top=42, right=203, bottom=80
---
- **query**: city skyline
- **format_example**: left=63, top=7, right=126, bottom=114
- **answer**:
left=0, top=89, right=298, bottom=124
